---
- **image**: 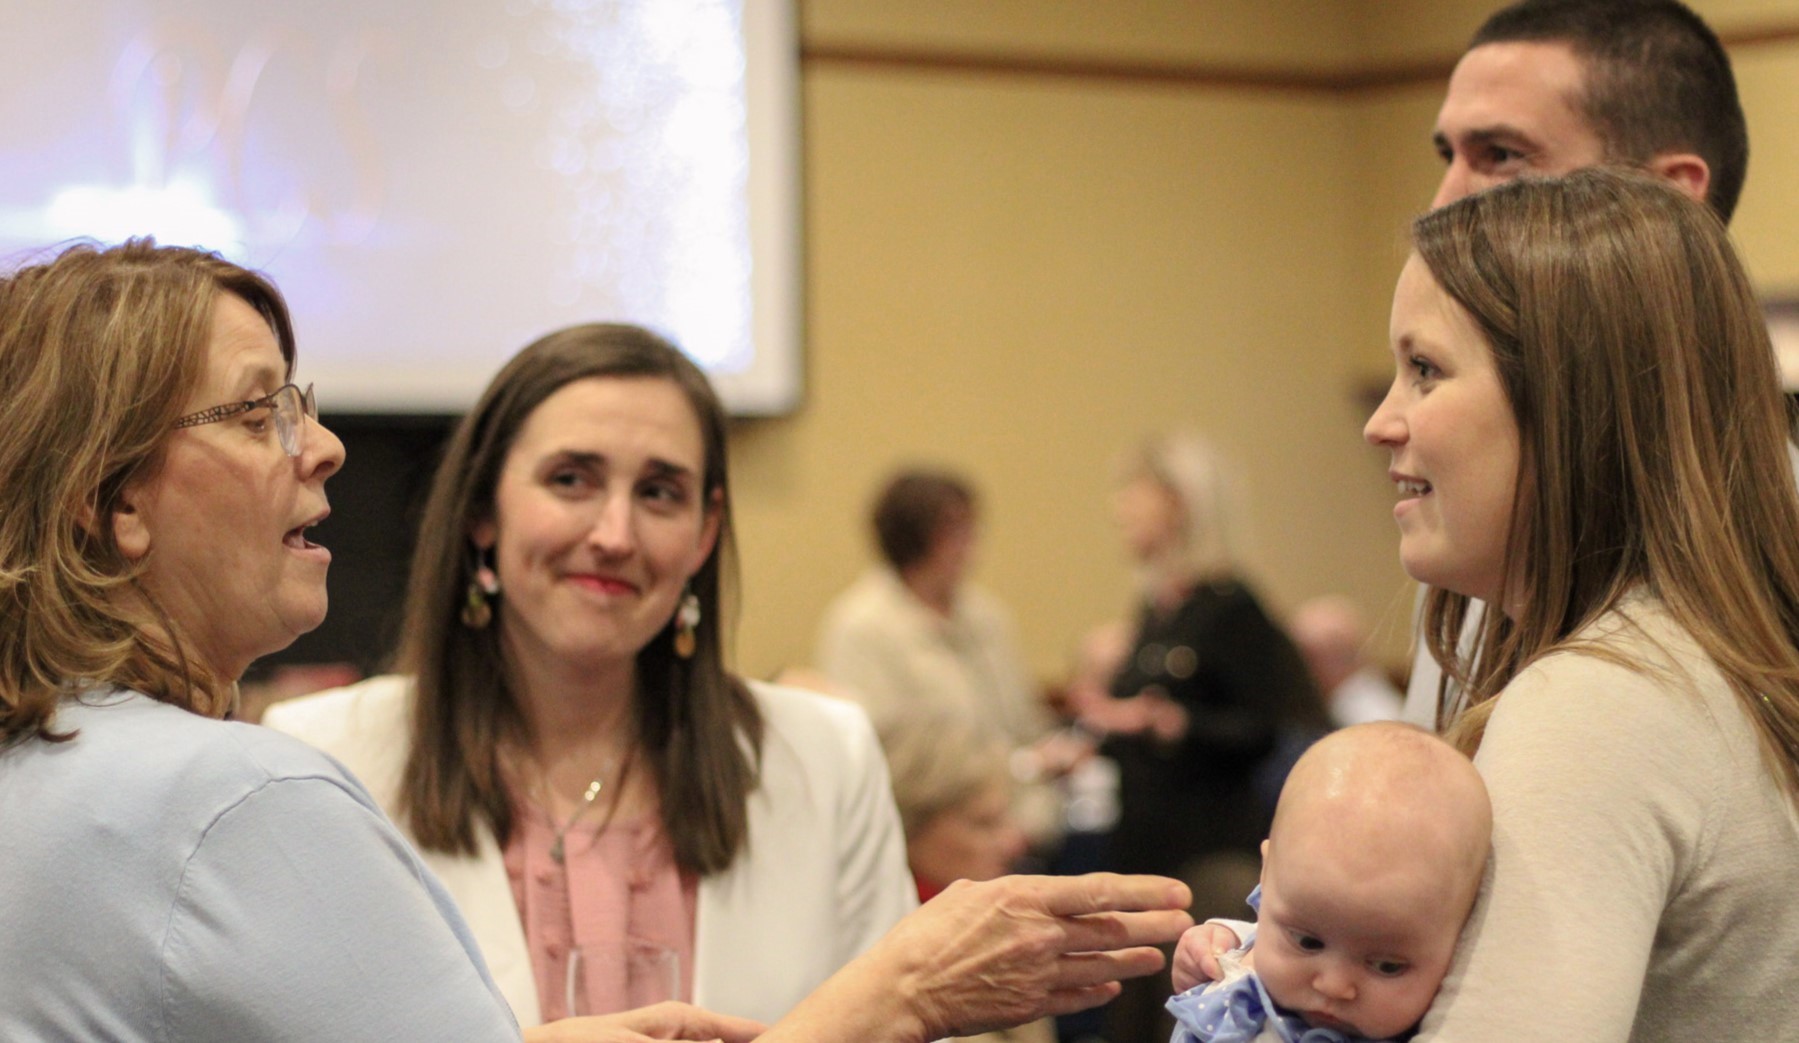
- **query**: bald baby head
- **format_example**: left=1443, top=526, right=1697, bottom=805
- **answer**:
left=1271, top=722, right=1491, bottom=902
left=1252, top=723, right=1492, bottom=1037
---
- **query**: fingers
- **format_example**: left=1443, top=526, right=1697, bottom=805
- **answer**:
left=1055, top=908, right=1194, bottom=953
left=1171, top=923, right=1239, bottom=991
left=1171, top=944, right=1203, bottom=994
left=1049, top=947, right=1168, bottom=990
left=1035, top=982, right=1124, bottom=1019
left=1171, top=942, right=1217, bottom=994
left=618, top=1003, right=766, bottom=1042
left=1028, top=872, right=1192, bottom=918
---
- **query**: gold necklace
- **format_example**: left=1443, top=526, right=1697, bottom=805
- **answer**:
left=549, top=778, right=603, bottom=864
left=547, top=744, right=636, bottom=864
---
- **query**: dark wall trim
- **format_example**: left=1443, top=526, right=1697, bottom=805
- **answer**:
left=802, top=21, right=1799, bottom=95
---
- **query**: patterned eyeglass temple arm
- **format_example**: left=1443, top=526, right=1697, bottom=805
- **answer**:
left=172, top=400, right=260, bottom=430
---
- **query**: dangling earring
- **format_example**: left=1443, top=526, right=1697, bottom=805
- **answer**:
left=461, top=550, right=501, bottom=629
left=673, top=587, right=701, bottom=659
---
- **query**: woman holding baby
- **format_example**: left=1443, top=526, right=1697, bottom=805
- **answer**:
left=1178, top=168, right=1799, bottom=1041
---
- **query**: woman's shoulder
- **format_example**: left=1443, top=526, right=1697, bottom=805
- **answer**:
left=819, top=568, right=928, bottom=638
left=746, top=678, right=878, bottom=743
left=1503, top=599, right=1713, bottom=709
left=258, top=675, right=417, bottom=799
left=1175, top=576, right=1266, bottom=620
left=261, top=674, right=414, bottom=739
left=36, top=690, right=383, bottom=831
left=744, top=679, right=886, bottom=782
left=1484, top=598, right=1734, bottom=771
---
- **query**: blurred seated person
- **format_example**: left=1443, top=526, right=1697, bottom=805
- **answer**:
left=884, top=720, right=1028, bottom=902
left=816, top=468, right=1069, bottom=848
left=883, top=718, right=1053, bottom=1043
left=1289, top=595, right=1403, bottom=728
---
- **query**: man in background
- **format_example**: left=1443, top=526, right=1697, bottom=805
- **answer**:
left=1290, top=595, right=1404, bottom=728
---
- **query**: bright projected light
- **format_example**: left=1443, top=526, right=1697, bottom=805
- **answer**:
left=0, top=0, right=802, bottom=414
left=46, top=182, right=246, bottom=251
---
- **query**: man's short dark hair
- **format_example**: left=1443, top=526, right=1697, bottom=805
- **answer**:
left=871, top=469, right=976, bottom=571
left=1472, top=0, right=1748, bottom=221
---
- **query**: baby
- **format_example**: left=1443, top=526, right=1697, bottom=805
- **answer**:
left=1167, top=722, right=1491, bottom=1042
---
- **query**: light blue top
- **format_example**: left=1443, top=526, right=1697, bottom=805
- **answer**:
left=0, top=688, right=521, bottom=1042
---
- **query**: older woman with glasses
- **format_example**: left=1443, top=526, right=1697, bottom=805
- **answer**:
left=0, top=238, right=1191, bottom=1043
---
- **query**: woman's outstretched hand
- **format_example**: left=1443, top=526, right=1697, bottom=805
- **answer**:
left=763, top=872, right=1194, bottom=1043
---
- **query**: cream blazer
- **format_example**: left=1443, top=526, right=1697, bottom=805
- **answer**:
left=263, top=675, right=916, bottom=1027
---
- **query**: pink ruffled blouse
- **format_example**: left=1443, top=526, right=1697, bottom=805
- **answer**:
left=503, top=795, right=697, bottom=1020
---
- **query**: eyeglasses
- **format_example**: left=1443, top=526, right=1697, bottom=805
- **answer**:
left=172, top=382, right=317, bottom=457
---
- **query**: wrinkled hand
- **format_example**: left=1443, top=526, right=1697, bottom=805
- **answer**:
left=882, top=873, right=1193, bottom=1039
left=1171, top=922, right=1246, bottom=993
left=522, top=1002, right=765, bottom=1043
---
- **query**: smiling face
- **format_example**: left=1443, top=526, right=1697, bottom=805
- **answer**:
left=115, top=293, right=344, bottom=680
left=1431, top=40, right=1607, bottom=209
left=475, top=376, right=720, bottom=678
left=1364, top=255, right=1521, bottom=604
left=1252, top=827, right=1467, bottom=1039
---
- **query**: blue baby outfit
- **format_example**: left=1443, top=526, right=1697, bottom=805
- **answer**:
left=1165, top=889, right=1402, bottom=1043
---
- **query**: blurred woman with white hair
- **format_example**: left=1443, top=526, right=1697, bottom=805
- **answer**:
left=1078, top=433, right=1324, bottom=890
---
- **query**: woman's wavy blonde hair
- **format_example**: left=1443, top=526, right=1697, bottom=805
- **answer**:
left=1415, top=169, right=1799, bottom=805
left=0, top=239, right=295, bottom=745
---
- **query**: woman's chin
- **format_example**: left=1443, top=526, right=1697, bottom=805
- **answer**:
left=274, top=593, right=332, bottom=645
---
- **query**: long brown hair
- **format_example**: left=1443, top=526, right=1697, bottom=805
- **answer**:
left=0, top=240, right=295, bottom=745
left=396, top=323, right=763, bottom=874
left=1414, top=168, right=1799, bottom=803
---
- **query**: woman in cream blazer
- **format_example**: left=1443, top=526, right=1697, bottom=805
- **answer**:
left=265, top=674, right=914, bottom=1026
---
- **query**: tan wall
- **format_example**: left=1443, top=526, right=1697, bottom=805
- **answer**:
left=726, top=0, right=1799, bottom=685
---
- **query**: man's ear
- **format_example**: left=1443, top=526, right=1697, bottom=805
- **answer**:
left=1647, top=151, right=1711, bottom=207
left=112, top=494, right=151, bottom=562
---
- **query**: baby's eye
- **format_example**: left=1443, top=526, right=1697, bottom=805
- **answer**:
left=1369, top=959, right=1410, bottom=978
left=1289, top=932, right=1325, bottom=953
